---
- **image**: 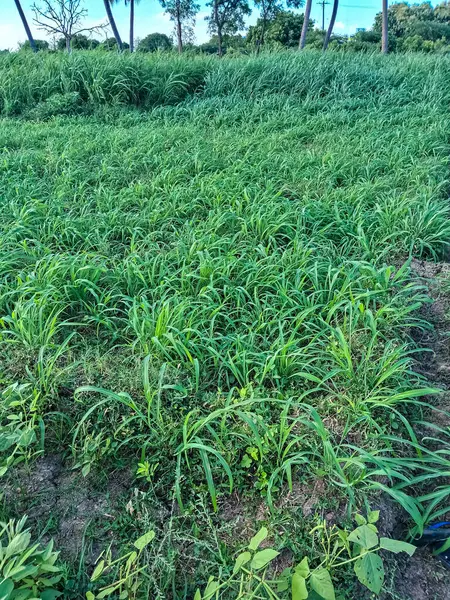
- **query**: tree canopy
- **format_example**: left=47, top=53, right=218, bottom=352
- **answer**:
left=137, top=33, right=173, bottom=51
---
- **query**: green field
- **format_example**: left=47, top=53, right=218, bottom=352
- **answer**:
left=1, top=51, right=450, bottom=599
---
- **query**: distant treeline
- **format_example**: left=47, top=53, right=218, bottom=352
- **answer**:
left=5, top=1, right=450, bottom=56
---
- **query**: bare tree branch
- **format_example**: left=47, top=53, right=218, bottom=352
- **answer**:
left=32, top=0, right=106, bottom=52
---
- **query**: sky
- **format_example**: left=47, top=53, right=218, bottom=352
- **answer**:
left=1, top=0, right=388, bottom=51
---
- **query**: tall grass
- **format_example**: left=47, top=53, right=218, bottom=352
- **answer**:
left=1, top=50, right=450, bottom=115
left=1, top=50, right=450, bottom=597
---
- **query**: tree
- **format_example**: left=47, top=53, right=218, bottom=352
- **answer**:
left=206, top=0, right=251, bottom=56
left=372, top=1, right=450, bottom=52
left=381, top=0, right=388, bottom=52
left=20, top=39, right=50, bottom=51
left=299, top=0, right=312, bottom=48
left=138, top=32, right=173, bottom=51
left=56, top=33, right=100, bottom=49
left=252, top=0, right=283, bottom=52
left=112, top=0, right=140, bottom=53
left=129, top=0, right=135, bottom=51
left=159, top=0, right=200, bottom=52
left=32, top=0, right=105, bottom=52
left=14, top=0, right=37, bottom=53
left=247, top=10, right=311, bottom=47
left=323, top=0, right=338, bottom=50
left=198, top=33, right=245, bottom=52
left=435, top=1, right=450, bottom=22
left=103, top=0, right=123, bottom=51
left=101, top=37, right=130, bottom=50
left=407, top=19, right=450, bottom=40
left=373, top=2, right=409, bottom=38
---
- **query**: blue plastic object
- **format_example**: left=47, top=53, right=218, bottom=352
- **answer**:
left=418, top=521, right=450, bottom=569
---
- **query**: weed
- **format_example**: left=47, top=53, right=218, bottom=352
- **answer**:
left=2, top=50, right=450, bottom=599
left=0, top=516, right=64, bottom=600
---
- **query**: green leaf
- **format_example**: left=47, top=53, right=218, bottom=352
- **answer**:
left=6, top=532, right=32, bottom=558
left=354, top=514, right=366, bottom=526
left=11, top=590, right=33, bottom=600
left=40, top=590, right=61, bottom=600
left=348, top=525, right=378, bottom=550
left=86, top=593, right=95, bottom=600
left=134, top=530, right=155, bottom=550
left=354, top=553, right=384, bottom=594
left=233, top=551, right=251, bottom=574
left=294, top=557, right=310, bottom=578
left=39, top=564, right=61, bottom=573
left=96, top=586, right=120, bottom=599
left=194, top=590, right=202, bottom=600
left=0, top=579, right=14, bottom=600
left=368, top=510, right=380, bottom=524
left=278, top=567, right=291, bottom=592
left=90, top=560, right=105, bottom=582
left=203, top=578, right=219, bottom=600
left=434, top=537, right=450, bottom=556
left=379, top=538, right=416, bottom=556
left=248, top=527, right=268, bottom=551
left=240, top=455, right=252, bottom=468
left=7, top=564, right=39, bottom=581
left=125, top=551, right=138, bottom=570
left=292, top=572, right=308, bottom=600
left=250, top=548, right=279, bottom=570
left=310, top=568, right=335, bottom=600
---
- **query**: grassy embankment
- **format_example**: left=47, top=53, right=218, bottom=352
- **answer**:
left=1, top=51, right=450, bottom=598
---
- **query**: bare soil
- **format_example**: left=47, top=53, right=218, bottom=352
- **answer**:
left=377, top=259, right=450, bottom=600
left=4, top=454, right=133, bottom=564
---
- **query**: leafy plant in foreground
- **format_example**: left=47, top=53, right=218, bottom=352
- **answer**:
left=0, top=516, right=63, bottom=600
left=88, top=530, right=155, bottom=600
left=0, top=383, right=44, bottom=477
left=194, top=511, right=416, bottom=599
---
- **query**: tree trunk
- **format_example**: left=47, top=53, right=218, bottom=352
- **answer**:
left=299, top=0, right=312, bottom=49
left=103, top=0, right=123, bottom=51
left=256, top=16, right=266, bottom=55
left=217, top=28, right=223, bottom=56
left=323, top=0, right=338, bottom=50
left=129, top=0, right=135, bottom=52
left=214, top=1, right=223, bottom=57
left=65, top=36, right=71, bottom=53
left=14, top=0, right=37, bottom=53
left=176, top=14, right=183, bottom=53
left=381, top=0, right=388, bottom=53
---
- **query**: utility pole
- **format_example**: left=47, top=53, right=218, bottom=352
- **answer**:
left=381, top=0, right=388, bottom=53
left=317, top=0, right=330, bottom=30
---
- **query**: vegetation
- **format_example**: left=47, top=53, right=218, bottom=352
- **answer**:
left=192, top=516, right=416, bottom=599
left=0, top=517, right=64, bottom=600
left=137, top=32, right=173, bottom=52
left=8, top=0, right=450, bottom=54
left=31, top=0, right=105, bottom=53
left=1, top=47, right=450, bottom=599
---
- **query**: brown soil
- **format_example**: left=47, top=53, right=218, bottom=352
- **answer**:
left=4, top=454, right=133, bottom=564
left=378, top=259, right=450, bottom=600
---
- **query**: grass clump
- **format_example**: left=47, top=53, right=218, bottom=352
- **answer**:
left=1, top=51, right=450, bottom=598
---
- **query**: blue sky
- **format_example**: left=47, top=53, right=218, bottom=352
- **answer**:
left=2, top=0, right=387, bottom=50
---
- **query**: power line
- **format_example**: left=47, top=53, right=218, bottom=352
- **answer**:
left=339, top=4, right=379, bottom=8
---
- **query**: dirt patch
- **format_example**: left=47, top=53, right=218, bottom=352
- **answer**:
left=378, top=259, right=450, bottom=600
left=382, top=550, right=450, bottom=600
left=5, top=454, right=133, bottom=564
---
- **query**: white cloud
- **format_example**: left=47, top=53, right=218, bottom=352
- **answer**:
left=0, top=23, right=29, bottom=50
left=334, top=21, right=345, bottom=31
